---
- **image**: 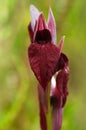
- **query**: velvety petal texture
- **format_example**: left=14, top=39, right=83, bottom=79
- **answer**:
left=28, top=43, right=61, bottom=90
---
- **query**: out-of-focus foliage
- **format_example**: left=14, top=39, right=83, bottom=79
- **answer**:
left=0, top=0, right=86, bottom=130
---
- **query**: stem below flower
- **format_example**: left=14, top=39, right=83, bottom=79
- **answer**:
left=46, top=82, right=52, bottom=130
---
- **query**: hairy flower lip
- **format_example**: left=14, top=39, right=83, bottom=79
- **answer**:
left=28, top=37, right=65, bottom=91
left=28, top=41, right=63, bottom=91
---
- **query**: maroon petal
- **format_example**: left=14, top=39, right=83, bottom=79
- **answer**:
left=56, top=53, right=69, bottom=107
left=57, top=53, right=69, bottom=70
left=51, top=53, right=69, bottom=107
left=51, top=65, right=69, bottom=130
left=35, top=13, right=47, bottom=31
left=50, top=53, right=69, bottom=130
left=28, top=43, right=61, bottom=90
left=56, top=67, right=69, bottom=107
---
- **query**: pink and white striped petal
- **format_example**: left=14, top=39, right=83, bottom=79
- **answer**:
left=30, top=5, right=40, bottom=31
left=47, top=8, right=56, bottom=44
left=50, top=76, right=56, bottom=97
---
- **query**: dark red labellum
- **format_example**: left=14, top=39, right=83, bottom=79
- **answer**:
left=28, top=43, right=61, bottom=90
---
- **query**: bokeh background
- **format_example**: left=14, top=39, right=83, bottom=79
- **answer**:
left=0, top=0, right=86, bottom=130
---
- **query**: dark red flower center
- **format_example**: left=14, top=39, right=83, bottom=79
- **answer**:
left=35, top=29, right=52, bottom=44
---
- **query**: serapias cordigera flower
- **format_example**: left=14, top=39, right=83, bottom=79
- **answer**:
left=28, top=5, right=69, bottom=130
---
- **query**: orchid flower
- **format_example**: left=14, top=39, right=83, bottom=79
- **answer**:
left=28, top=5, right=69, bottom=130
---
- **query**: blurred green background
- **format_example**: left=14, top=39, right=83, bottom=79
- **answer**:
left=0, top=0, right=86, bottom=130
